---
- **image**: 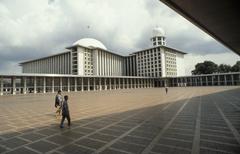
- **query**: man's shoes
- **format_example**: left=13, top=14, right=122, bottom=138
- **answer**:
left=60, top=125, right=64, bottom=128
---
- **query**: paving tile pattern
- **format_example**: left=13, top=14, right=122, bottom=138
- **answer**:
left=0, top=87, right=240, bottom=154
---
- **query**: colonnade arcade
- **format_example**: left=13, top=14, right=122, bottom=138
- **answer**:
left=155, top=72, right=240, bottom=87
left=1, top=72, right=240, bottom=96
left=0, top=75, right=155, bottom=95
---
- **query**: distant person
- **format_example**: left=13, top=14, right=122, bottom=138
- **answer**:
left=55, top=90, right=63, bottom=117
left=60, top=95, right=71, bottom=128
left=165, top=86, right=168, bottom=94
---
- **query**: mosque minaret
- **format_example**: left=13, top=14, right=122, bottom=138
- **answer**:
left=151, top=27, right=166, bottom=47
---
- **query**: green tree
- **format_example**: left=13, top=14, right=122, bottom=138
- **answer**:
left=231, top=61, right=240, bottom=72
left=218, top=64, right=232, bottom=73
left=192, top=61, right=218, bottom=75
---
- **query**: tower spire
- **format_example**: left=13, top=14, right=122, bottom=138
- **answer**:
left=150, top=26, right=166, bottom=47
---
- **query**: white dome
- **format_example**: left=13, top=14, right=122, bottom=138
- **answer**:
left=153, top=27, right=165, bottom=37
left=73, top=38, right=107, bottom=50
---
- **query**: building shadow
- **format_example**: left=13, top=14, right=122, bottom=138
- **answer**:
left=0, top=87, right=240, bottom=154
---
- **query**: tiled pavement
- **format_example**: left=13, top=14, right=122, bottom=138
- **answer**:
left=0, top=87, right=240, bottom=154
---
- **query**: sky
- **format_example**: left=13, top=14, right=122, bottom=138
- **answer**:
left=0, top=0, right=239, bottom=75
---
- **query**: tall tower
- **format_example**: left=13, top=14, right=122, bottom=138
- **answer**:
left=151, top=27, right=166, bottom=47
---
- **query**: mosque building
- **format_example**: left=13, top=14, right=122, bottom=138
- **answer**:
left=2, top=28, right=240, bottom=96
left=20, top=27, right=186, bottom=77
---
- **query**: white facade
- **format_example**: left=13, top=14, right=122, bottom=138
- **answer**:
left=160, top=48, right=166, bottom=77
left=176, top=52, right=185, bottom=76
left=93, top=49, right=124, bottom=76
left=21, top=51, right=71, bottom=74
left=76, top=46, right=85, bottom=76
left=134, top=46, right=185, bottom=77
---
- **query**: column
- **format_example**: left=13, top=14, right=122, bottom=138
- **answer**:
left=0, top=77, right=3, bottom=96
left=67, top=77, right=70, bottom=92
left=137, top=78, right=140, bottom=88
left=23, top=77, right=27, bottom=94
left=11, top=77, right=16, bottom=95
left=81, top=78, right=84, bottom=91
left=134, top=78, right=136, bottom=89
left=99, top=78, right=102, bottom=91
left=239, top=74, right=240, bottom=85
left=59, top=77, right=62, bottom=91
left=126, top=78, right=129, bottom=89
left=93, top=78, right=96, bottom=91
left=114, top=78, right=116, bottom=90
left=135, top=78, right=139, bottom=88
left=74, top=78, right=77, bottom=92
left=132, top=78, right=134, bottom=89
left=123, top=78, right=125, bottom=89
left=218, top=75, right=220, bottom=86
left=144, top=79, right=146, bottom=88
left=104, top=78, right=107, bottom=90
left=43, top=77, right=46, bottom=93
left=134, top=78, right=136, bottom=88
left=129, top=78, right=132, bottom=89
left=224, top=75, right=227, bottom=85
left=130, top=78, right=133, bottom=89
left=52, top=77, right=55, bottom=93
left=206, top=76, right=208, bottom=86
left=200, top=77, right=203, bottom=86
left=231, top=74, right=234, bottom=85
left=109, top=78, right=112, bottom=90
left=33, top=77, right=37, bottom=94
left=87, top=78, right=90, bottom=91
left=118, top=78, right=121, bottom=89
left=212, top=76, right=214, bottom=86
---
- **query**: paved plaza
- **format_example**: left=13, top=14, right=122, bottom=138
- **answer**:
left=0, top=87, right=240, bottom=154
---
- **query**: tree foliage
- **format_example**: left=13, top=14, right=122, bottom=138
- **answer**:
left=192, top=61, right=218, bottom=75
left=191, top=60, right=240, bottom=75
left=218, top=64, right=232, bottom=73
left=231, top=61, right=240, bottom=72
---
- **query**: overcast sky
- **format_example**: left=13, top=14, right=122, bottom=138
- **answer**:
left=0, top=0, right=239, bottom=75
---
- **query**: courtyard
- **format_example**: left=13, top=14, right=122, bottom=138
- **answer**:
left=0, top=87, right=240, bottom=154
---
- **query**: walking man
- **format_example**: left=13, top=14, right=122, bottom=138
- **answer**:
left=55, top=90, right=62, bottom=117
left=165, top=86, right=168, bottom=94
left=60, top=95, right=71, bottom=128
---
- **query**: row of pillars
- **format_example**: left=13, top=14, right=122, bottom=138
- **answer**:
left=0, top=77, right=155, bottom=96
left=171, top=74, right=240, bottom=87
